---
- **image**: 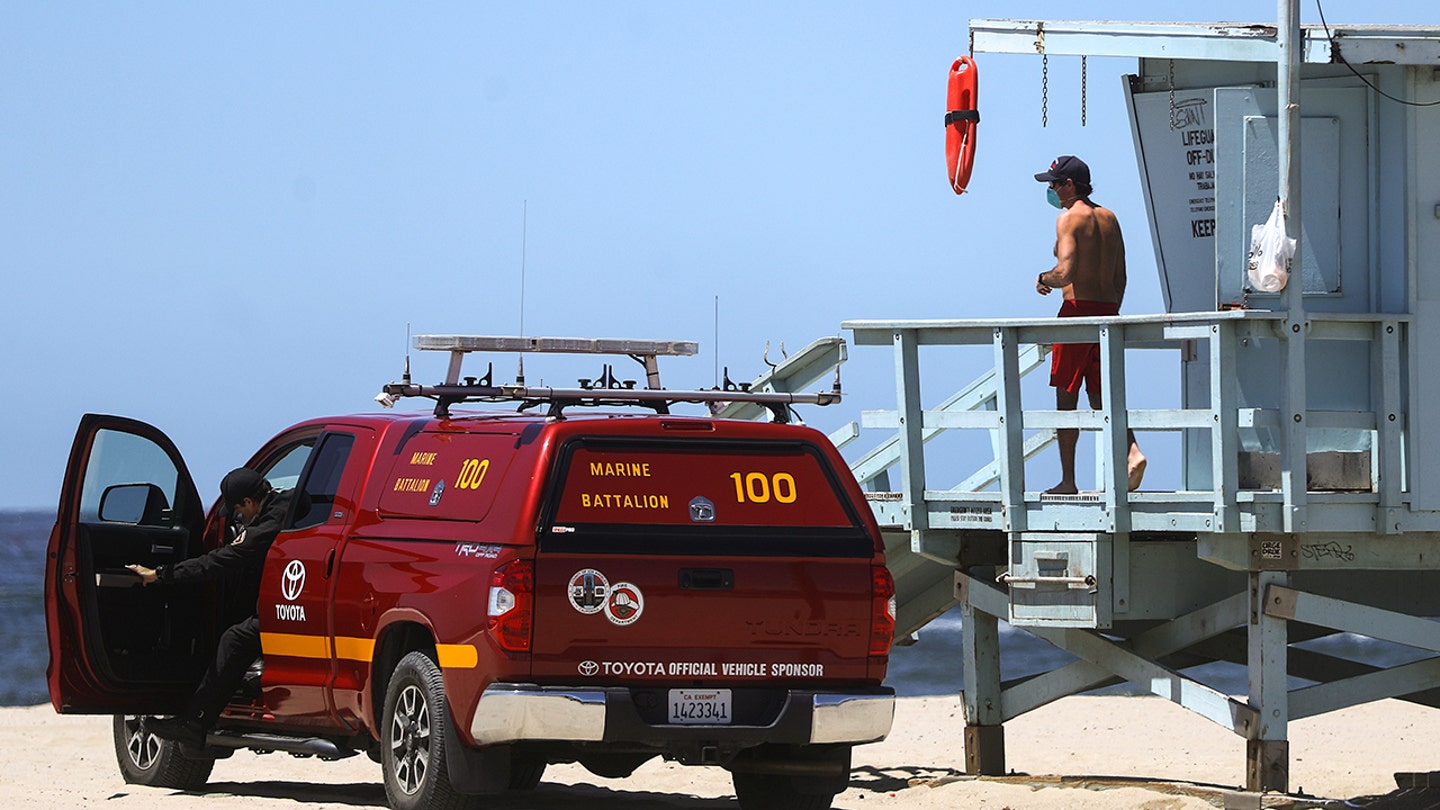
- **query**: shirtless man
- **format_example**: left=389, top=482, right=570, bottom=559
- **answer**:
left=1033, top=155, right=1146, bottom=493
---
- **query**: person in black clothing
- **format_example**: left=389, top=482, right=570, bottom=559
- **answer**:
left=126, top=467, right=291, bottom=747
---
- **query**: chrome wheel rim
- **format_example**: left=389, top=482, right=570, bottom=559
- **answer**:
left=389, top=684, right=430, bottom=795
left=124, top=716, right=161, bottom=770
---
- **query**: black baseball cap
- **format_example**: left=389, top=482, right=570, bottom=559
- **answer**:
left=1034, top=155, right=1090, bottom=186
left=220, top=468, right=268, bottom=506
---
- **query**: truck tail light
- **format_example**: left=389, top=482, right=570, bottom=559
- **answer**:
left=487, top=560, right=534, bottom=653
left=870, top=565, right=896, bottom=657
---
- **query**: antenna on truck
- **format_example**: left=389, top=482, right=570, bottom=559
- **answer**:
left=376, top=334, right=842, bottom=422
left=517, top=201, right=528, bottom=387
left=373, top=324, right=415, bottom=409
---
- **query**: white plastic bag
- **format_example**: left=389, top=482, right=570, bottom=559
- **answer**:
left=1247, top=198, right=1295, bottom=293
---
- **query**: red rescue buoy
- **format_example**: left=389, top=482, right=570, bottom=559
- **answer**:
left=945, top=56, right=979, bottom=195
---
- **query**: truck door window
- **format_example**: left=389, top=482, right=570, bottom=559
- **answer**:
left=80, top=429, right=181, bottom=525
left=289, top=433, right=356, bottom=530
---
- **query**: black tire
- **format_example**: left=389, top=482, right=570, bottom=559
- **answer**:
left=732, top=771, right=839, bottom=810
left=381, top=651, right=479, bottom=810
left=577, top=752, right=651, bottom=779
left=112, top=715, right=214, bottom=790
left=508, top=751, right=546, bottom=791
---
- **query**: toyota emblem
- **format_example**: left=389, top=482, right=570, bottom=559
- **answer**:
left=578, top=660, right=599, bottom=677
left=281, top=559, right=306, bottom=601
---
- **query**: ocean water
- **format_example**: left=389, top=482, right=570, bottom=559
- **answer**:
left=3, top=508, right=1426, bottom=707
left=1, top=509, right=55, bottom=706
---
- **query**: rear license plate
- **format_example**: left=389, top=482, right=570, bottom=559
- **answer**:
left=668, top=689, right=732, bottom=725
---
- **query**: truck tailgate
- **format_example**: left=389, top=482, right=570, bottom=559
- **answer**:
left=534, top=554, right=873, bottom=682
left=531, top=437, right=881, bottom=685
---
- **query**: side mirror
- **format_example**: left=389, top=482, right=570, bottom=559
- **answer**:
left=98, top=483, right=172, bottom=526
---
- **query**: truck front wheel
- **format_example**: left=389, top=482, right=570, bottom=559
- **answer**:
left=381, top=651, right=477, bottom=810
left=112, top=715, right=214, bottom=790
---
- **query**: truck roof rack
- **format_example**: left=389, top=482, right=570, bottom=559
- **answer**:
left=377, top=334, right=841, bottom=423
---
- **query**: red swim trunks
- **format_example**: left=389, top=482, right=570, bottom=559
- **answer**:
left=1049, top=299, right=1120, bottom=394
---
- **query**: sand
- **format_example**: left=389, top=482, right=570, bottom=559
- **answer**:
left=5, top=695, right=1438, bottom=809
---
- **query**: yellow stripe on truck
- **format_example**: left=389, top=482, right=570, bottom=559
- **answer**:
left=261, top=632, right=477, bottom=669
left=436, top=644, right=479, bottom=669
left=260, top=632, right=331, bottom=659
left=333, top=636, right=376, bottom=661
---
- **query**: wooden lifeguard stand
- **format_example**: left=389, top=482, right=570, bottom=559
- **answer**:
left=840, top=8, right=1440, bottom=794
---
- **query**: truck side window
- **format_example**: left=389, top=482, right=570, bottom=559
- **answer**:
left=260, top=442, right=315, bottom=492
left=289, top=433, right=356, bottom=530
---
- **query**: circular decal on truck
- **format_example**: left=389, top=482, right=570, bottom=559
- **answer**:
left=605, top=582, right=644, bottom=626
left=281, top=560, right=306, bottom=601
left=567, top=569, right=610, bottom=615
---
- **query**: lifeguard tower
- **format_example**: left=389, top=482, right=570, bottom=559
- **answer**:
left=835, top=8, right=1440, bottom=795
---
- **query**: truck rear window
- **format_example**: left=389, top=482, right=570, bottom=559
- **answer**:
left=542, top=438, right=872, bottom=557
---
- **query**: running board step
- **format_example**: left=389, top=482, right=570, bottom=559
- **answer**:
left=206, top=731, right=358, bottom=760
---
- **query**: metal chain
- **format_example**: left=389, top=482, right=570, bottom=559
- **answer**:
left=1081, top=56, right=1087, bottom=126
left=1168, top=59, right=1176, bottom=130
left=1042, top=52, right=1049, bottom=128
left=1036, top=23, right=1047, bottom=128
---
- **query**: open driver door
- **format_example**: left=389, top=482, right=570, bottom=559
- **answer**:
left=46, top=414, right=212, bottom=713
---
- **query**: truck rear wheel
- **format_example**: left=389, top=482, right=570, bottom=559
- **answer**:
left=732, top=772, right=839, bottom=810
left=508, top=751, right=546, bottom=790
left=731, top=744, right=851, bottom=810
left=381, top=651, right=479, bottom=810
left=112, top=715, right=214, bottom=790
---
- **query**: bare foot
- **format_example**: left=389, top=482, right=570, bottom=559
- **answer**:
left=1127, top=450, right=1147, bottom=491
left=1044, top=482, right=1079, bottom=495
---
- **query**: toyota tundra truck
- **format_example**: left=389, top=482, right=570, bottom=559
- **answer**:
left=45, top=335, right=896, bottom=810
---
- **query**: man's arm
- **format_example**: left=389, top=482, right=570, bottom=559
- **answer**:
left=126, top=534, right=268, bottom=585
left=1038, top=212, right=1079, bottom=291
left=1113, top=220, right=1127, bottom=307
left=128, top=493, right=290, bottom=586
left=161, top=527, right=273, bottom=582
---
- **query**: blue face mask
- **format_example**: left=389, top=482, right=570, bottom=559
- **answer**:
left=1046, top=186, right=1063, bottom=209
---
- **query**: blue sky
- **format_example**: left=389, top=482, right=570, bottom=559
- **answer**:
left=2, top=2, right=1433, bottom=509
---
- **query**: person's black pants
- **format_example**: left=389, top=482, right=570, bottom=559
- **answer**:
left=187, top=615, right=260, bottom=727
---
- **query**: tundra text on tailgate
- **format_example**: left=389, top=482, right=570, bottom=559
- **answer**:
left=45, top=335, right=895, bottom=810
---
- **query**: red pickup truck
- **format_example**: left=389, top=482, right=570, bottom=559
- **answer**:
left=45, top=337, right=895, bottom=810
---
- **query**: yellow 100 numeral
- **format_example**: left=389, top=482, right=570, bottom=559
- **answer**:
left=457, top=458, right=490, bottom=489
left=729, top=472, right=797, bottom=504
